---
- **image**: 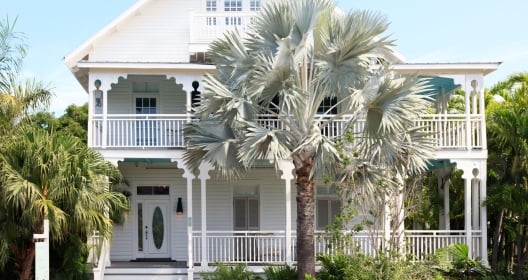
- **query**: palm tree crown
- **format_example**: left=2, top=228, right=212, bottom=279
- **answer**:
left=184, top=0, right=433, bottom=277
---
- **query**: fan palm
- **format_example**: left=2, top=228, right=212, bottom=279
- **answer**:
left=0, top=125, right=128, bottom=279
left=184, top=0, right=432, bottom=277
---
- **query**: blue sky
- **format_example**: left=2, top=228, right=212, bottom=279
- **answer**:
left=3, top=0, right=527, bottom=115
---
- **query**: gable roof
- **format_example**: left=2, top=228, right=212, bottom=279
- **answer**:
left=64, top=0, right=151, bottom=70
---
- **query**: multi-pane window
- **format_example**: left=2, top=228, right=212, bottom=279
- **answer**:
left=224, top=0, right=242, bottom=25
left=136, top=97, right=157, bottom=114
left=249, top=0, right=261, bottom=11
left=317, top=97, right=338, bottom=114
left=206, top=0, right=217, bottom=25
left=206, top=0, right=217, bottom=11
left=224, top=0, right=242, bottom=11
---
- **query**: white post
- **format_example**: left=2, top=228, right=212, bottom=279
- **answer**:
left=199, top=163, right=212, bottom=268
left=463, top=171, right=473, bottom=257
left=176, top=159, right=195, bottom=278
left=278, top=160, right=294, bottom=265
left=444, top=176, right=451, bottom=230
left=472, top=179, right=480, bottom=230
left=34, top=219, right=49, bottom=280
left=479, top=162, right=489, bottom=266
left=464, top=81, right=472, bottom=150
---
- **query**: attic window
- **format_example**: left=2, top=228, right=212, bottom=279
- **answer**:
left=132, top=81, right=159, bottom=93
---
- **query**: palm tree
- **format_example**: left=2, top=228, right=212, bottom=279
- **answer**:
left=183, top=0, right=432, bottom=277
left=0, top=17, right=51, bottom=135
left=0, top=125, right=129, bottom=279
left=486, top=73, right=528, bottom=277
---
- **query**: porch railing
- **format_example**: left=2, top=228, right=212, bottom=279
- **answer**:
left=90, top=114, right=483, bottom=150
left=191, top=230, right=483, bottom=265
left=89, top=231, right=110, bottom=280
left=189, top=12, right=256, bottom=46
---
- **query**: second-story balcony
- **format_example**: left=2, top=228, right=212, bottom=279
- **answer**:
left=189, top=12, right=256, bottom=52
left=89, top=113, right=484, bottom=152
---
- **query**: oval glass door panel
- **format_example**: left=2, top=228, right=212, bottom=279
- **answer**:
left=152, top=206, right=164, bottom=249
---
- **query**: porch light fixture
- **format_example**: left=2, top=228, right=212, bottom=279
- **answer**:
left=176, top=197, right=184, bottom=216
left=94, top=79, right=103, bottom=107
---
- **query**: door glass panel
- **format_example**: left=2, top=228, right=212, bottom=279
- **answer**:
left=137, top=203, right=143, bottom=251
left=152, top=206, right=164, bottom=249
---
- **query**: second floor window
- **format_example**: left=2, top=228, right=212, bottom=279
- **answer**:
left=249, top=0, right=261, bottom=11
left=224, top=0, right=242, bottom=26
left=136, top=97, right=157, bottom=114
left=318, top=97, right=337, bottom=114
left=224, top=0, right=242, bottom=11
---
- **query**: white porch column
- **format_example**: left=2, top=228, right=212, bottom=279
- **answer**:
left=383, top=193, right=391, bottom=252
left=174, top=159, right=195, bottom=277
left=278, top=160, right=294, bottom=265
left=199, top=163, right=212, bottom=267
left=472, top=179, right=480, bottom=230
left=461, top=167, right=473, bottom=257
left=479, top=161, right=488, bottom=266
left=395, top=174, right=405, bottom=254
left=444, top=176, right=451, bottom=230
left=88, top=73, right=125, bottom=148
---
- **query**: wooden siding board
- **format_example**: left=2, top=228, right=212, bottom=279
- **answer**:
left=89, top=0, right=200, bottom=63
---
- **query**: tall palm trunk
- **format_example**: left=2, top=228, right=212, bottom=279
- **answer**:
left=295, top=153, right=315, bottom=279
left=491, top=208, right=504, bottom=271
left=19, top=243, right=35, bottom=280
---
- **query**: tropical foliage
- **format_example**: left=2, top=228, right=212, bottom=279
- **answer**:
left=183, top=0, right=433, bottom=277
left=0, top=125, right=129, bottom=279
left=0, top=17, right=127, bottom=279
left=486, top=73, right=528, bottom=278
left=0, top=17, right=51, bottom=135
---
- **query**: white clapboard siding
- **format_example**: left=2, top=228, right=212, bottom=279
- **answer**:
left=90, top=0, right=200, bottom=63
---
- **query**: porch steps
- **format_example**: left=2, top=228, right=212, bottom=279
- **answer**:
left=103, top=261, right=200, bottom=280
left=104, top=267, right=193, bottom=280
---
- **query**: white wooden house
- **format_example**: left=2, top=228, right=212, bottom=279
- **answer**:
left=64, top=0, right=500, bottom=279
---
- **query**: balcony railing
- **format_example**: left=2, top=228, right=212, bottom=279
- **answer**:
left=190, top=230, right=483, bottom=265
left=189, top=12, right=256, bottom=47
left=89, top=114, right=484, bottom=150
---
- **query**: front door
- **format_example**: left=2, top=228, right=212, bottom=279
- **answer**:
left=137, top=199, right=170, bottom=258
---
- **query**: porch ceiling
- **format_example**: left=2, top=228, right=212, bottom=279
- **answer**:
left=420, top=76, right=460, bottom=99
left=427, top=159, right=456, bottom=171
left=122, top=158, right=172, bottom=164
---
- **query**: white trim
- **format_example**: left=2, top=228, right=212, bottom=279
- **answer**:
left=64, top=0, right=152, bottom=69
left=393, top=62, right=501, bottom=75
left=77, top=61, right=217, bottom=70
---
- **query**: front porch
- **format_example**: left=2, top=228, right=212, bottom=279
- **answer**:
left=92, top=229, right=484, bottom=279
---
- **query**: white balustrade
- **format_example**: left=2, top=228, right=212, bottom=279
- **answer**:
left=190, top=230, right=482, bottom=265
left=190, top=12, right=256, bottom=46
left=89, top=114, right=483, bottom=150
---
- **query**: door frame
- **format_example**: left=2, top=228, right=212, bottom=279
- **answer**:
left=134, top=196, right=172, bottom=259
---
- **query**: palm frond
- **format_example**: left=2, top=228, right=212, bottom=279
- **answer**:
left=183, top=120, right=244, bottom=178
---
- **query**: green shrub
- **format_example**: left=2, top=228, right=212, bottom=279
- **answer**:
left=316, top=253, right=441, bottom=280
left=263, top=265, right=297, bottom=280
left=201, top=263, right=259, bottom=280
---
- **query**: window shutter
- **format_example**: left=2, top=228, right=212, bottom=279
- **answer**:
left=248, top=198, right=259, bottom=230
left=234, top=198, right=247, bottom=230
left=317, top=199, right=329, bottom=229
